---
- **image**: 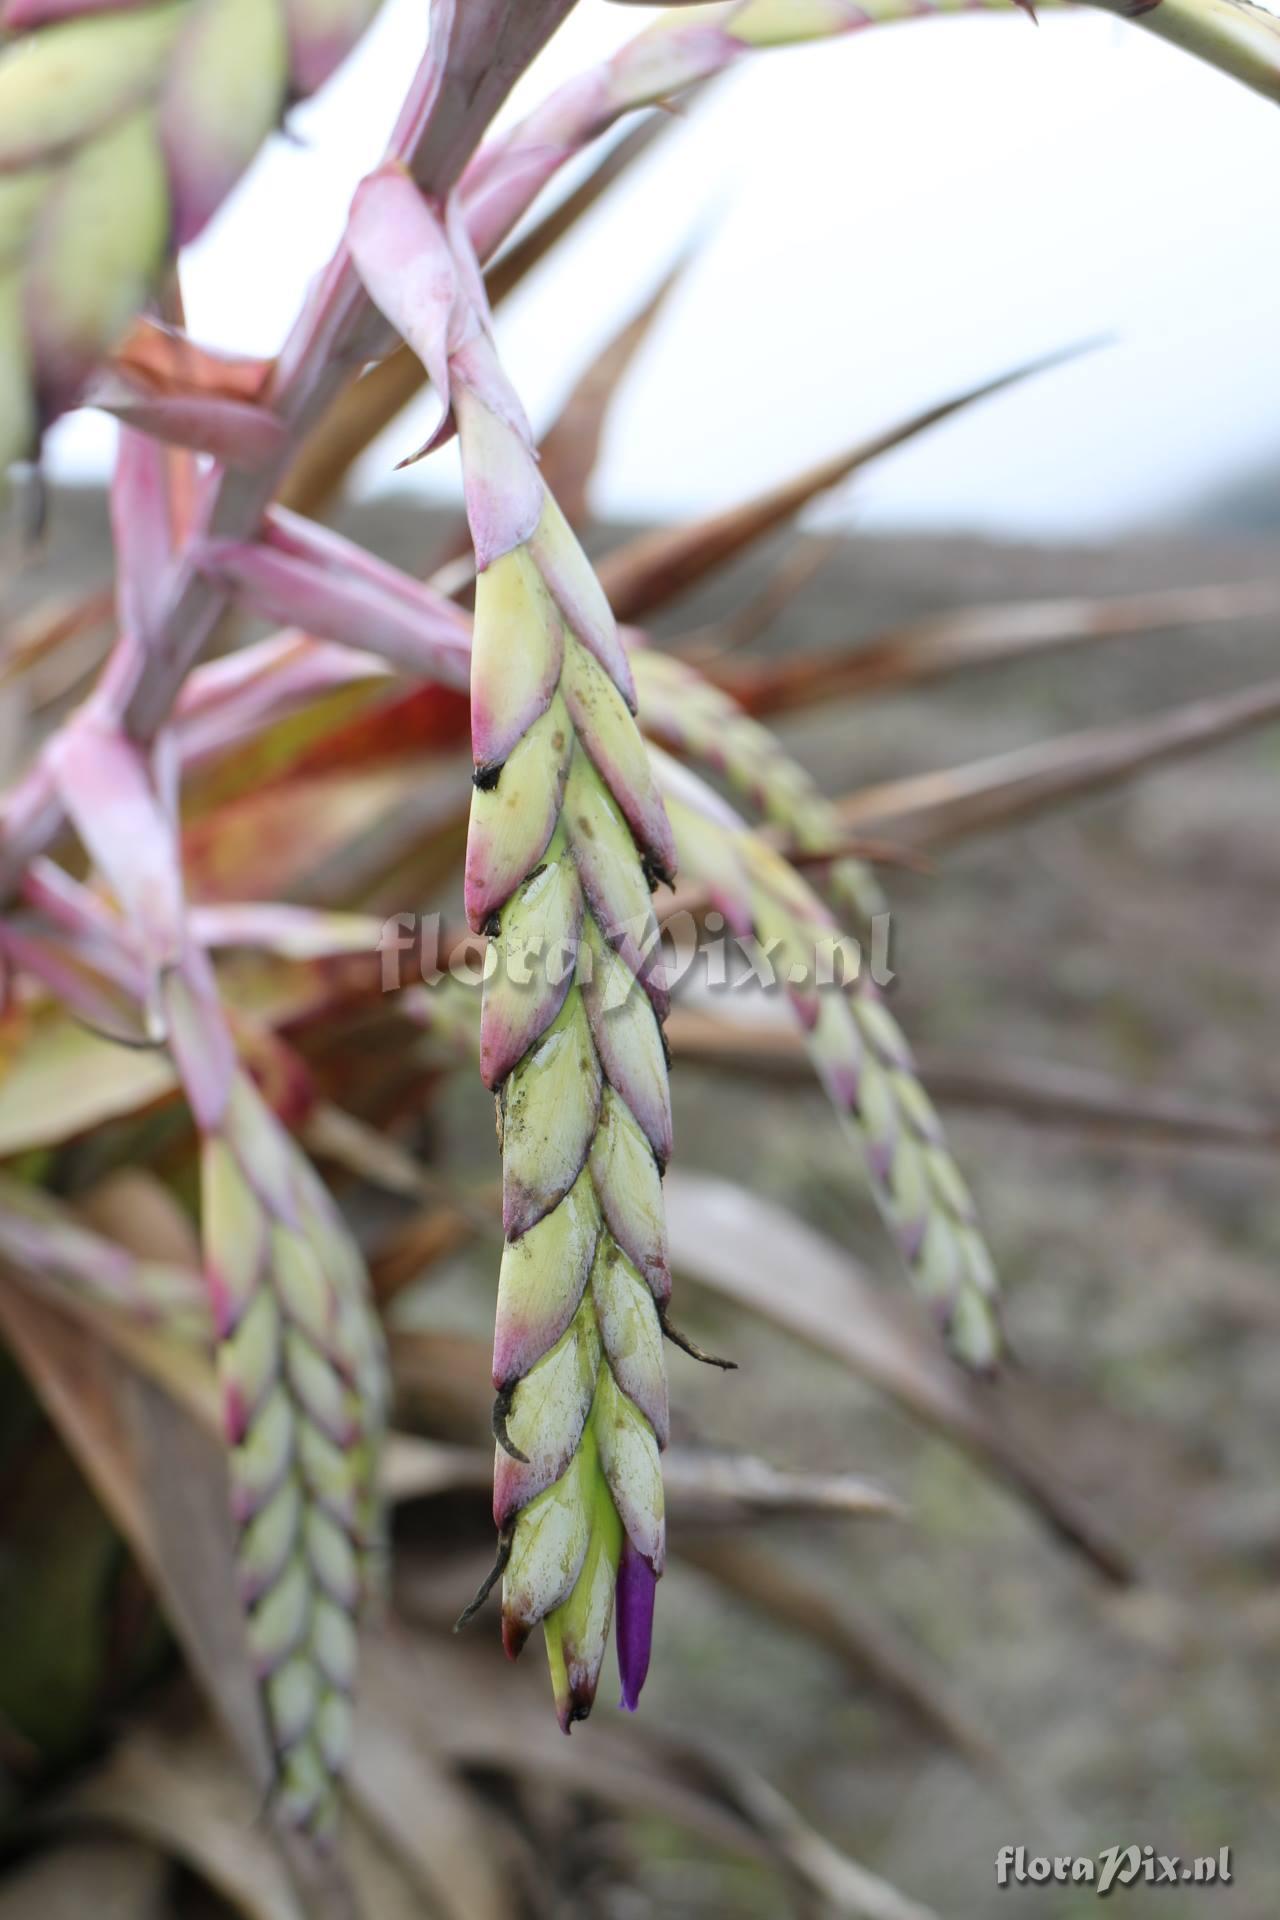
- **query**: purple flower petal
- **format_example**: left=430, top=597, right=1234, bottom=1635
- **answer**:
left=616, top=1536, right=656, bottom=1713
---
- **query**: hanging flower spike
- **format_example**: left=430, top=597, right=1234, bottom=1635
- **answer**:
left=32, top=424, right=386, bottom=1834
left=0, top=0, right=381, bottom=470
left=47, top=716, right=388, bottom=1832
left=654, top=748, right=1000, bottom=1370
left=350, top=166, right=680, bottom=1728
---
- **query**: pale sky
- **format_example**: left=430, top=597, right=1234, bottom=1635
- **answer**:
left=46, top=0, right=1280, bottom=536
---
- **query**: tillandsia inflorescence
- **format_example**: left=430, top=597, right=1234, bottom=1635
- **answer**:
left=350, top=168, right=683, bottom=1727
left=0, top=0, right=380, bottom=468
left=40, top=714, right=388, bottom=1829
left=655, top=750, right=1000, bottom=1366
left=629, top=652, right=997, bottom=1359
left=47, top=717, right=389, bottom=1832
left=27, top=431, right=391, bottom=1834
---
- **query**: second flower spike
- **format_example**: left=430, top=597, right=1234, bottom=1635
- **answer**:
left=0, top=0, right=381, bottom=470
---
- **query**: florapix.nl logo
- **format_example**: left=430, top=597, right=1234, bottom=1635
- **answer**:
left=996, top=1845, right=1232, bottom=1895
left=376, top=907, right=896, bottom=1002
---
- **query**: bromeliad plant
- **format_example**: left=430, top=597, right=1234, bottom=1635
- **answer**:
left=2, top=0, right=1279, bottom=1906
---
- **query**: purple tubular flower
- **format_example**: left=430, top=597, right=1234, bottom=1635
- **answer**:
left=616, top=1537, right=657, bottom=1712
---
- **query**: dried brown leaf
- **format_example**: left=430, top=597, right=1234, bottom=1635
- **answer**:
left=362, top=1628, right=938, bottom=1920
left=838, top=674, right=1280, bottom=847
left=666, top=1010, right=1280, bottom=1156
left=0, top=1839, right=168, bottom=1920
left=351, top=1660, right=522, bottom=1920
left=662, top=1170, right=1131, bottom=1581
left=538, top=251, right=691, bottom=526
left=717, top=578, right=1280, bottom=713
left=59, top=1728, right=312, bottom=1920
left=662, top=1448, right=901, bottom=1523
left=369, top=1211, right=479, bottom=1307
left=679, top=1535, right=1001, bottom=1774
left=75, top=1168, right=203, bottom=1268
left=381, top=1421, right=901, bottom=1528
left=679, top=533, right=843, bottom=664
left=0, top=1279, right=275, bottom=1802
left=599, top=348, right=1095, bottom=622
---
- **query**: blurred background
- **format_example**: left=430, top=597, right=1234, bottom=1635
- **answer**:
left=42, top=0, right=1280, bottom=540
left=6, top=3, right=1280, bottom=1918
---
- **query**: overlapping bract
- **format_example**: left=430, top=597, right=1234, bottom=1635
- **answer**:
left=199, top=1061, right=386, bottom=1830
left=0, top=0, right=379, bottom=468
left=46, top=719, right=386, bottom=1830
left=657, top=750, right=999, bottom=1367
left=350, top=168, right=676, bottom=1725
